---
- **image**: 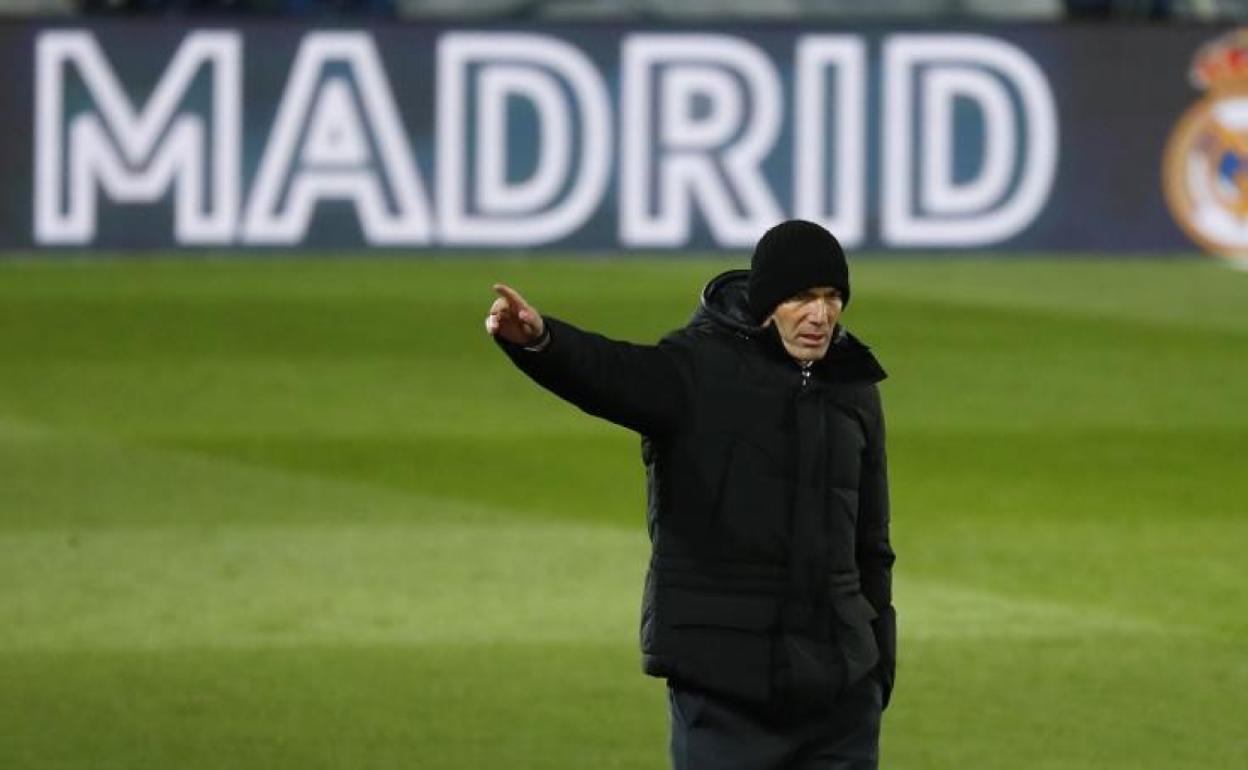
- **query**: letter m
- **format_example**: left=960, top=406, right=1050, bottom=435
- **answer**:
left=34, top=31, right=240, bottom=245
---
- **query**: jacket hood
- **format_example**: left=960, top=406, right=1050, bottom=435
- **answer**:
left=692, top=269, right=758, bottom=337
left=690, top=269, right=887, bottom=382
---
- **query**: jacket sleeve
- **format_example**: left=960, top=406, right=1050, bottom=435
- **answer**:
left=495, top=316, right=692, bottom=436
left=857, top=383, right=896, bottom=707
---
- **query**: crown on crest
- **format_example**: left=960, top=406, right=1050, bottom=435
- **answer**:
left=1191, top=30, right=1248, bottom=90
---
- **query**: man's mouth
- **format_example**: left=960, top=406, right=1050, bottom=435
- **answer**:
left=798, top=332, right=827, bottom=345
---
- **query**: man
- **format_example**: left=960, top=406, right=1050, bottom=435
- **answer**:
left=486, top=220, right=895, bottom=770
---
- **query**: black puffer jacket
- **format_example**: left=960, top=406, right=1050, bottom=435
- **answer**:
left=498, top=269, right=895, bottom=710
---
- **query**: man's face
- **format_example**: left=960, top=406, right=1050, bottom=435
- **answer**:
left=766, top=286, right=844, bottom=362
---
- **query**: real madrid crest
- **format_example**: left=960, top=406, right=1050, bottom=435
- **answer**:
left=1164, top=30, right=1248, bottom=260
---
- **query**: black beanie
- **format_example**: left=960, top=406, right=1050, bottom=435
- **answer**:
left=747, top=219, right=850, bottom=323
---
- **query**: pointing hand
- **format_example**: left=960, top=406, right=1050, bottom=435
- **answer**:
left=485, top=283, right=546, bottom=347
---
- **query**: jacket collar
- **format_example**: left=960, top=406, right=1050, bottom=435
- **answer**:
left=696, top=269, right=887, bottom=384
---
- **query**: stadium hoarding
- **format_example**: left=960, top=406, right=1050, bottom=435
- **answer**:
left=0, top=19, right=1237, bottom=255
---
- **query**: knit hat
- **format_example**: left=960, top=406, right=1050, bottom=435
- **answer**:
left=747, top=220, right=850, bottom=323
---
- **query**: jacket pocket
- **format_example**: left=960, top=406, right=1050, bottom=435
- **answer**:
left=776, top=633, right=846, bottom=711
left=831, top=593, right=881, bottom=685
left=657, top=588, right=779, bottom=705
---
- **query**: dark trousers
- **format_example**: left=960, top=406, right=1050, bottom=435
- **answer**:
left=668, top=674, right=883, bottom=770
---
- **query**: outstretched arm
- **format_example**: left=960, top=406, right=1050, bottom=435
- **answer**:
left=486, top=283, right=691, bottom=435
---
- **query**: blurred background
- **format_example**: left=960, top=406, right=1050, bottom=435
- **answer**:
left=1, top=1, right=1246, bottom=769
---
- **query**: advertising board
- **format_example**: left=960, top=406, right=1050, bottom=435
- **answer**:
left=0, top=20, right=1237, bottom=255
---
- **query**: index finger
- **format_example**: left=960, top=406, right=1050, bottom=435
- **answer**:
left=492, top=283, right=528, bottom=310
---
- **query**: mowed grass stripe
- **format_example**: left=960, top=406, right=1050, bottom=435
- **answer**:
left=0, top=521, right=647, bottom=651
left=0, top=415, right=510, bottom=531
left=0, top=422, right=1177, bottom=652
left=2, top=267, right=1246, bottom=440
left=0, top=422, right=1187, bottom=654
left=855, top=256, right=1248, bottom=335
left=1, top=638, right=1244, bottom=770
left=0, top=519, right=1175, bottom=653
left=0, top=642, right=671, bottom=770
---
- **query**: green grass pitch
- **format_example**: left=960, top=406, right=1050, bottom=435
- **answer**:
left=0, top=255, right=1245, bottom=769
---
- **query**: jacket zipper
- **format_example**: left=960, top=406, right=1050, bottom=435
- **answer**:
left=799, top=362, right=812, bottom=388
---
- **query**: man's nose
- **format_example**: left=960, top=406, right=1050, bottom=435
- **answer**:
left=810, top=300, right=829, bottom=324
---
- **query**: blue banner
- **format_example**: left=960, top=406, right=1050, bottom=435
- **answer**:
left=0, top=19, right=1241, bottom=256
